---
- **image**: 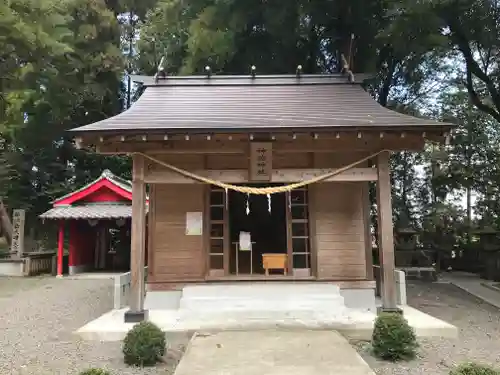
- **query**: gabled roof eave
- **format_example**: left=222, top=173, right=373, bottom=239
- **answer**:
left=52, top=170, right=133, bottom=205
left=68, top=74, right=456, bottom=136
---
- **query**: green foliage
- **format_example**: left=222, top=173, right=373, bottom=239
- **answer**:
left=2, top=0, right=500, bottom=259
left=0, top=0, right=127, bottom=240
left=137, top=0, right=393, bottom=75
left=79, top=369, right=112, bottom=375
left=390, top=0, right=500, bottom=123
left=450, top=362, right=500, bottom=375
left=371, top=312, right=418, bottom=361
left=122, top=321, right=166, bottom=367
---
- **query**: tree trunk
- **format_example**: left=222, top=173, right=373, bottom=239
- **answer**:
left=377, top=52, right=397, bottom=107
left=466, top=186, right=472, bottom=244
left=126, top=11, right=134, bottom=109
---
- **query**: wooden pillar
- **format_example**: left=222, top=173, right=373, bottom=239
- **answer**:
left=146, top=184, right=155, bottom=271
left=285, top=192, right=293, bottom=274
left=70, top=222, right=84, bottom=272
left=125, top=154, right=148, bottom=322
left=57, top=221, right=64, bottom=278
left=376, top=151, right=399, bottom=312
left=99, top=225, right=106, bottom=269
left=94, top=228, right=100, bottom=269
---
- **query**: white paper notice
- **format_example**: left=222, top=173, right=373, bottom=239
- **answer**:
left=239, top=231, right=252, bottom=251
left=186, top=212, right=203, bottom=236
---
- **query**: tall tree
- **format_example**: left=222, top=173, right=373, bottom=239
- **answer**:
left=391, top=0, right=500, bottom=123
left=438, top=89, right=498, bottom=230
left=137, top=0, right=396, bottom=75
left=0, top=0, right=126, bottom=236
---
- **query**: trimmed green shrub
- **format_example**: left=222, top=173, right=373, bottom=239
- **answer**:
left=450, top=362, right=500, bottom=375
left=122, top=321, right=166, bottom=367
left=79, top=369, right=112, bottom=375
left=371, top=312, right=418, bottom=361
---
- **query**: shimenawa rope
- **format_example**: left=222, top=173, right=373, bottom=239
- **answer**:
left=137, top=149, right=389, bottom=195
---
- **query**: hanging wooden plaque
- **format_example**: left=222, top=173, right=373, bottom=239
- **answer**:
left=249, top=142, right=272, bottom=181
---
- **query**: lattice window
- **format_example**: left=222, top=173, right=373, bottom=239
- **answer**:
left=289, top=188, right=311, bottom=273
left=208, top=187, right=226, bottom=274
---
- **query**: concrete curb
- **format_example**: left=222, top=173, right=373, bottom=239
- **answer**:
left=480, top=282, right=500, bottom=294
left=443, top=280, right=500, bottom=310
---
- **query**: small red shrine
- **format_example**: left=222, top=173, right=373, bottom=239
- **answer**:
left=40, top=170, right=148, bottom=276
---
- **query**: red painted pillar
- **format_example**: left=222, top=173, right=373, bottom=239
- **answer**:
left=57, top=221, right=64, bottom=277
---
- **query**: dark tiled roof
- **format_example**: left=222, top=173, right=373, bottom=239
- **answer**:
left=40, top=203, right=149, bottom=219
left=70, top=74, right=452, bottom=134
left=40, top=204, right=134, bottom=220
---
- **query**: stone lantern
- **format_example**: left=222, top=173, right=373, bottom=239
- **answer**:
left=474, top=227, right=500, bottom=280
left=394, top=226, right=418, bottom=267
left=393, top=214, right=419, bottom=266
left=432, top=229, right=455, bottom=271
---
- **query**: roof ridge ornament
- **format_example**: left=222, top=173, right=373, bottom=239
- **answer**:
left=296, top=65, right=302, bottom=78
left=154, top=56, right=167, bottom=83
left=340, top=54, right=355, bottom=83
left=101, top=169, right=113, bottom=178
left=341, top=34, right=356, bottom=83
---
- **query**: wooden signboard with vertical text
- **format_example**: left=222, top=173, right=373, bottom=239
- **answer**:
left=249, top=142, right=272, bottom=181
left=11, top=209, right=26, bottom=257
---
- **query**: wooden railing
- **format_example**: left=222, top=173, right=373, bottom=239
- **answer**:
left=113, top=267, right=148, bottom=309
left=23, top=251, right=56, bottom=276
left=0, top=251, right=17, bottom=259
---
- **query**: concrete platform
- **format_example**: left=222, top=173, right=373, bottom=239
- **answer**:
left=174, top=329, right=375, bottom=375
left=75, top=303, right=457, bottom=341
left=76, top=283, right=457, bottom=341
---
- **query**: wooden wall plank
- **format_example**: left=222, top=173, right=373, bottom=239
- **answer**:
left=206, top=154, right=248, bottom=169
left=273, top=152, right=311, bottom=168
left=147, top=184, right=156, bottom=279
left=311, top=182, right=367, bottom=280
left=362, top=182, right=374, bottom=280
left=144, top=168, right=377, bottom=184
left=152, top=184, right=205, bottom=281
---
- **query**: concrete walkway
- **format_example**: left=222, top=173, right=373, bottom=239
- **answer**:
left=174, top=329, right=375, bottom=375
left=439, top=272, right=500, bottom=309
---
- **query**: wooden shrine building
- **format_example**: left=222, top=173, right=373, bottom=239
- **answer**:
left=40, top=170, right=147, bottom=276
left=70, top=72, right=453, bottom=322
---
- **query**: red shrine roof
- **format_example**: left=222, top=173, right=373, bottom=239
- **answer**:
left=40, top=170, right=148, bottom=220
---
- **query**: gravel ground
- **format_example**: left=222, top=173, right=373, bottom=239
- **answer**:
left=0, top=276, right=52, bottom=298
left=356, top=281, right=500, bottom=375
left=5, top=277, right=500, bottom=374
left=0, top=277, right=190, bottom=375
